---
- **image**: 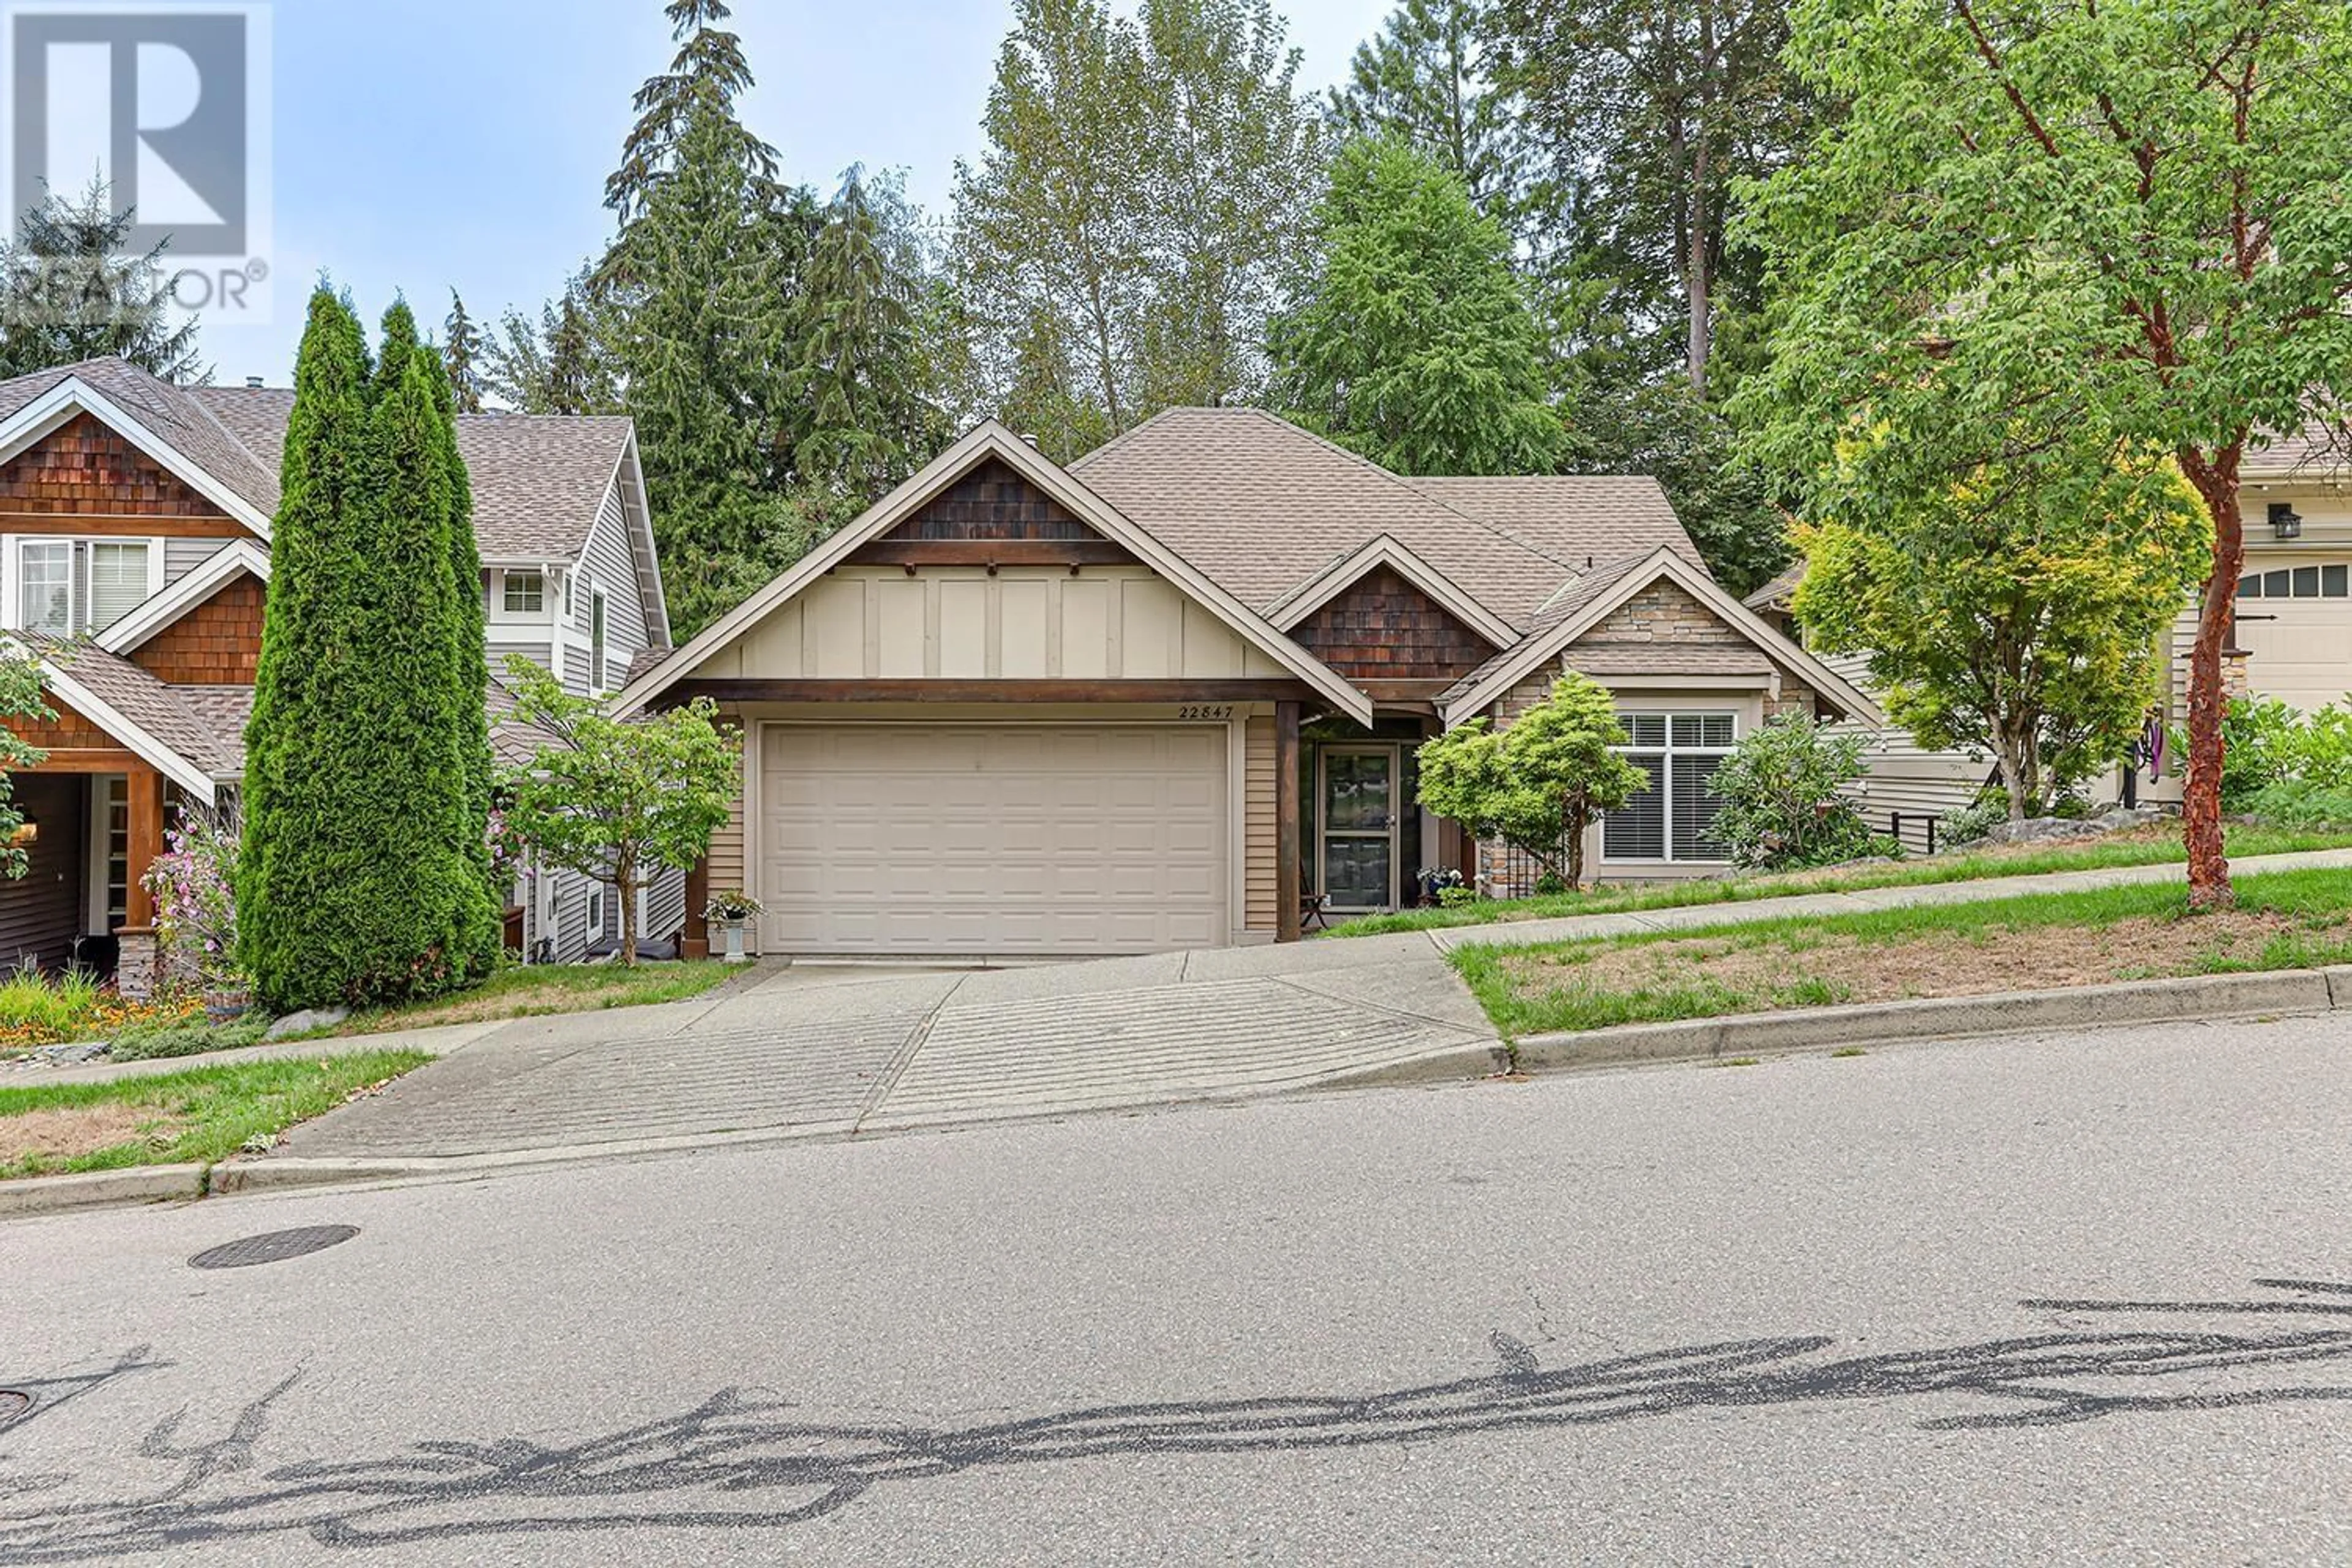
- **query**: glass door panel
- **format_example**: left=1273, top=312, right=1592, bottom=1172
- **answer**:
left=1321, top=748, right=1398, bottom=910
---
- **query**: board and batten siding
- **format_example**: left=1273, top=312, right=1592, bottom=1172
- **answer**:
left=699, top=566, right=1291, bottom=682
left=1244, top=712, right=1277, bottom=933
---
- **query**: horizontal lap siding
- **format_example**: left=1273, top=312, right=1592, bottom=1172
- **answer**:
left=164, top=540, right=228, bottom=586
left=1245, top=714, right=1276, bottom=932
left=0, top=774, right=85, bottom=970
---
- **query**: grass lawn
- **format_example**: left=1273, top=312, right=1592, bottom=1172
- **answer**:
left=0, top=1051, right=429, bottom=1179
left=1451, top=867, right=2352, bottom=1040
left=1325, top=821, right=2352, bottom=938
left=296, top=960, right=743, bottom=1041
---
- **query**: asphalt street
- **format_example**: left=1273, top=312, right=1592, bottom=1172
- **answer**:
left=2, top=1014, right=2348, bottom=1565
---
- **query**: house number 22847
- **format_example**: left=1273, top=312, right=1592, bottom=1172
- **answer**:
left=1178, top=705, right=1235, bottom=722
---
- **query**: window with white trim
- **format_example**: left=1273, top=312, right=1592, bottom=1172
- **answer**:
left=502, top=570, right=545, bottom=614
left=1604, top=712, right=1737, bottom=862
left=590, top=587, right=609, bottom=693
left=16, top=539, right=152, bottom=633
left=587, top=884, right=606, bottom=939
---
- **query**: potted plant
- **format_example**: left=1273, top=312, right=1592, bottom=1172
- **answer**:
left=702, top=889, right=764, bottom=963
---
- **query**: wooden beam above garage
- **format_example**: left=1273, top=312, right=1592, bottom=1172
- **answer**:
left=669, top=679, right=1324, bottom=705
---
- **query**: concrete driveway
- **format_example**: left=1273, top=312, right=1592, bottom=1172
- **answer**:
left=278, top=934, right=1498, bottom=1161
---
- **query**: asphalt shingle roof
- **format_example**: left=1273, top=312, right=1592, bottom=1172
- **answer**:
left=0, top=360, right=635, bottom=564
left=1072, top=408, right=1700, bottom=633
left=32, top=636, right=244, bottom=775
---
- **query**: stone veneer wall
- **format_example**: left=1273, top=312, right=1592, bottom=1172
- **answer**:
left=1472, top=579, right=1823, bottom=895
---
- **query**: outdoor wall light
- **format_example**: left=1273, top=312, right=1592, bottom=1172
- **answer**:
left=7, top=818, right=35, bottom=848
left=2271, top=502, right=2304, bottom=540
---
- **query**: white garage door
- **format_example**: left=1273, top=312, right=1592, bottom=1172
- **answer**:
left=2236, top=561, right=2352, bottom=713
left=758, top=723, right=1230, bottom=955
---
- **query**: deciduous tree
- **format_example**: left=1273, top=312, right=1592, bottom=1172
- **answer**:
left=499, top=659, right=742, bottom=965
left=1738, top=0, right=2352, bottom=907
left=1789, top=434, right=2208, bottom=820
left=951, top=0, right=1320, bottom=452
left=1417, top=673, right=1646, bottom=889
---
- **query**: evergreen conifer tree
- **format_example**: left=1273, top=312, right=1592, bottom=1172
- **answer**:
left=443, top=290, right=488, bottom=412
left=239, top=288, right=500, bottom=1010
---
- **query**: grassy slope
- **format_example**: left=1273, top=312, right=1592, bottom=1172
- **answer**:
left=0, top=1050, right=431, bottom=1178
left=1326, top=824, right=2352, bottom=938
left=303, top=960, right=742, bottom=1040
left=1451, top=867, right=2352, bottom=1039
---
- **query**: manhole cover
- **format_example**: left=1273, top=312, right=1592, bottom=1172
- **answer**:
left=190, top=1225, right=358, bottom=1270
left=0, top=1392, right=28, bottom=1420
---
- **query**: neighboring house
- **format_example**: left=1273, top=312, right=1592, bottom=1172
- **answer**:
left=0, top=357, right=676, bottom=987
left=1757, top=430, right=2352, bottom=829
left=617, top=410, right=1880, bottom=959
left=2192, top=431, right=2352, bottom=719
left=1744, top=565, right=1989, bottom=849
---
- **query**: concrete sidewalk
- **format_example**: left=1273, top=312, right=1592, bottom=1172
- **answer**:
left=172, top=845, right=2352, bottom=1170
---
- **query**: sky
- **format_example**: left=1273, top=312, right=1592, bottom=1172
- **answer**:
left=195, top=0, right=1389, bottom=386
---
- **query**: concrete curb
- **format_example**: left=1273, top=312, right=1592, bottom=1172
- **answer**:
left=0, top=1163, right=206, bottom=1218
left=1511, top=968, right=2345, bottom=1072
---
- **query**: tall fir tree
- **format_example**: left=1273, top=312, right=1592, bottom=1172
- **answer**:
left=1270, top=137, right=1559, bottom=475
left=443, top=290, right=488, bottom=413
left=484, top=271, right=622, bottom=415
left=791, top=166, right=944, bottom=503
left=239, top=288, right=500, bottom=1010
left=1327, top=1, right=1524, bottom=224
left=0, top=175, right=203, bottom=382
left=605, top=0, right=778, bottom=224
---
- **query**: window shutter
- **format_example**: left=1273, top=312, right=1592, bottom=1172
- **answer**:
left=1605, top=753, right=1667, bottom=859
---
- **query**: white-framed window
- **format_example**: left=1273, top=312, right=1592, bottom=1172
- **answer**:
left=502, top=570, right=545, bottom=614
left=20, top=541, right=70, bottom=632
left=2238, top=565, right=2350, bottom=599
left=587, top=883, right=606, bottom=939
left=1605, top=712, right=1738, bottom=863
left=15, top=538, right=154, bottom=633
left=590, top=586, right=609, bottom=693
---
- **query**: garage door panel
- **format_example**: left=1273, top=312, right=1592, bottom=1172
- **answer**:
left=759, top=723, right=1231, bottom=955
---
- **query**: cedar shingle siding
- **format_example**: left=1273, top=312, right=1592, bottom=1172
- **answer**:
left=131, top=576, right=266, bottom=684
left=879, top=458, right=1100, bottom=541
left=1291, top=567, right=1498, bottom=680
left=0, top=414, right=228, bottom=518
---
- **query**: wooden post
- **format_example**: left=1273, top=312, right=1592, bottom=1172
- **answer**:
left=683, top=853, right=710, bottom=960
left=123, top=766, right=164, bottom=930
left=1276, top=701, right=1302, bottom=944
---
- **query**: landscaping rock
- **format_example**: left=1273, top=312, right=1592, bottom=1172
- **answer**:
left=265, top=1006, right=350, bottom=1040
left=1964, top=805, right=2171, bottom=850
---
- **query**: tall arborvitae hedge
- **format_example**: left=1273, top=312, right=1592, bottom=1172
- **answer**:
left=239, top=288, right=502, bottom=1010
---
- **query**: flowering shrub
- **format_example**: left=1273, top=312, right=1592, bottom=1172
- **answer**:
left=0, top=965, right=197, bottom=1051
left=143, top=804, right=246, bottom=993
left=488, top=802, right=527, bottom=887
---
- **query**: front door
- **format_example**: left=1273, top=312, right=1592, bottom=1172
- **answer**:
left=1319, top=745, right=1399, bottom=912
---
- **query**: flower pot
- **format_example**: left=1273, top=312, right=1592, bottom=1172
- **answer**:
left=203, top=988, right=252, bottom=1023
left=715, top=919, right=748, bottom=963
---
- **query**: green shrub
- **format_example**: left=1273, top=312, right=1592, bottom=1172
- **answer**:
left=1708, top=714, right=1879, bottom=870
left=2239, top=778, right=2352, bottom=831
left=238, top=290, right=501, bottom=1011
left=2192, top=696, right=2352, bottom=811
left=1940, top=792, right=2011, bottom=848
left=109, top=1012, right=271, bottom=1063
